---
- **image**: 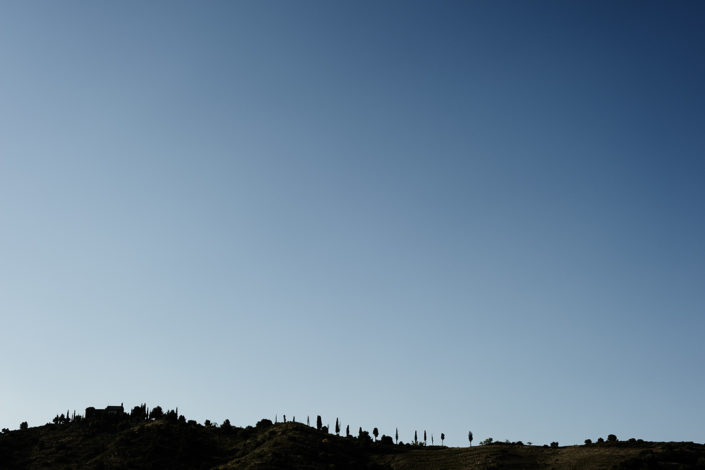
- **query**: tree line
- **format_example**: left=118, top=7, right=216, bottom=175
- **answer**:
left=275, top=413, right=474, bottom=448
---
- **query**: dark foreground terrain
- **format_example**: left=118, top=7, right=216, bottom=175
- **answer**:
left=1, top=418, right=704, bottom=470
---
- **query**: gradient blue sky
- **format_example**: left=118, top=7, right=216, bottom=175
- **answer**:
left=1, top=1, right=703, bottom=446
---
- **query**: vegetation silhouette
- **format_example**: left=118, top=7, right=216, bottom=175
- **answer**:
left=1, top=405, right=703, bottom=470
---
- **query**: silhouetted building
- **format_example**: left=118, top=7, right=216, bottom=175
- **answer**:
left=86, top=403, right=124, bottom=419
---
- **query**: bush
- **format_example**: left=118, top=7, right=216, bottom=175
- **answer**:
left=256, top=419, right=272, bottom=430
left=585, top=439, right=592, bottom=445
left=608, top=434, right=618, bottom=442
left=19, top=421, right=28, bottom=431
left=550, top=442, right=559, bottom=448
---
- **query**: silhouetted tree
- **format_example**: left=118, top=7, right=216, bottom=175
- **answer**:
left=608, top=434, right=618, bottom=442
left=468, top=431, right=473, bottom=446
left=317, top=415, right=322, bottom=431
left=335, top=418, right=340, bottom=435
left=283, top=414, right=286, bottom=423
left=424, top=430, right=427, bottom=445
left=256, top=419, right=273, bottom=430
left=307, top=416, right=310, bottom=426
left=322, top=425, right=329, bottom=434
left=373, top=427, right=379, bottom=441
left=414, top=430, right=418, bottom=444
left=597, top=437, right=605, bottom=443
left=149, top=406, right=164, bottom=420
left=165, top=409, right=178, bottom=422
left=359, top=427, right=363, bottom=438
left=395, top=428, right=399, bottom=444
left=346, top=424, right=350, bottom=437
left=585, top=439, right=592, bottom=445
left=358, top=429, right=372, bottom=444
left=432, top=434, right=434, bottom=445
left=222, top=419, right=232, bottom=430
left=551, top=441, right=559, bottom=448
left=441, top=433, right=445, bottom=445
left=20, top=421, right=28, bottom=431
left=131, top=404, right=147, bottom=421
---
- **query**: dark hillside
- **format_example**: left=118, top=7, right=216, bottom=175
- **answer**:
left=1, top=414, right=703, bottom=470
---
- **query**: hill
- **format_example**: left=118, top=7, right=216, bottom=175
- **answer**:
left=1, top=414, right=704, bottom=470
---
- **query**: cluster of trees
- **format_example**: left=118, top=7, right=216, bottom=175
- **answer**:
left=585, top=435, right=641, bottom=445
left=52, top=410, right=78, bottom=425
left=275, top=413, right=474, bottom=448
left=13, top=404, right=480, bottom=449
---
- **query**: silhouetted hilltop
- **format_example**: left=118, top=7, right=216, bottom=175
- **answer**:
left=1, top=407, right=704, bottom=470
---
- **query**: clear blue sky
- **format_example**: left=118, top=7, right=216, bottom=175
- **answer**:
left=1, top=1, right=703, bottom=446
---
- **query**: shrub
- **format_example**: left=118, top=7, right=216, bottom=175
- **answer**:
left=585, top=439, right=592, bottom=445
left=19, top=421, right=28, bottom=431
left=550, top=442, right=559, bottom=448
left=608, top=434, right=618, bottom=442
left=256, top=419, right=272, bottom=430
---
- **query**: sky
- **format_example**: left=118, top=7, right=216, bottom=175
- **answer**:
left=1, top=1, right=703, bottom=447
